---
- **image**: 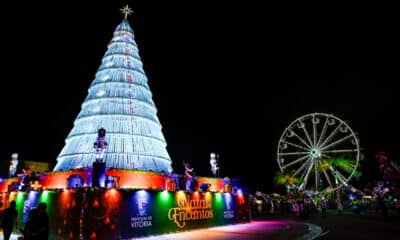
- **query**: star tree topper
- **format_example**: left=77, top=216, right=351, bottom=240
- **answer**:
left=120, top=5, right=133, bottom=19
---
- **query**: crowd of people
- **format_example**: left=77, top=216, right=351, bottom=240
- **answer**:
left=0, top=201, right=49, bottom=240
left=0, top=201, right=18, bottom=240
left=251, top=191, right=400, bottom=220
left=252, top=151, right=400, bottom=219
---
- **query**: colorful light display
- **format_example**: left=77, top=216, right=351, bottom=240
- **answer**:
left=3, top=179, right=248, bottom=239
left=0, top=6, right=251, bottom=239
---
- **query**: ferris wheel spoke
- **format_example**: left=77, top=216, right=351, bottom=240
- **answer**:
left=321, top=155, right=341, bottom=186
left=320, top=153, right=331, bottom=159
left=322, top=169, right=333, bottom=187
left=298, top=161, right=311, bottom=180
left=322, top=148, right=358, bottom=154
left=320, top=134, right=354, bottom=151
left=282, top=140, right=310, bottom=151
left=319, top=122, right=343, bottom=149
left=301, top=124, right=314, bottom=148
left=279, top=151, right=309, bottom=156
left=302, top=161, right=315, bottom=190
left=350, top=163, right=359, bottom=169
left=312, top=119, right=317, bottom=147
left=314, top=161, right=319, bottom=191
left=290, top=130, right=312, bottom=149
left=293, top=157, right=311, bottom=177
left=336, top=166, right=353, bottom=178
left=282, top=154, right=309, bottom=169
left=330, top=168, right=348, bottom=186
left=337, top=171, right=350, bottom=186
left=277, top=113, right=360, bottom=195
left=317, top=117, right=329, bottom=147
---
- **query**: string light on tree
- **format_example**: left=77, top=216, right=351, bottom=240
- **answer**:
left=53, top=4, right=172, bottom=173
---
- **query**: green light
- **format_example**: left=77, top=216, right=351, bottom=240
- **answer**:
left=156, top=191, right=172, bottom=206
left=16, top=192, right=25, bottom=206
left=160, top=190, right=170, bottom=201
left=212, top=192, right=224, bottom=211
left=39, top=190, right=51, bottom=204
left=215, top=192, right=222, bottom=202
left=15, top=192, right=26, bottom=232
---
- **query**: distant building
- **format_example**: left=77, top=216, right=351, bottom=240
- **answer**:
left=22, top=160, right=51, bottom=173
left=0, top=159, right=50, bottom=179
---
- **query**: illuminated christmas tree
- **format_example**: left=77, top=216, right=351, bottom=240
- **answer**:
left=54, top=6, right=173, bottom=173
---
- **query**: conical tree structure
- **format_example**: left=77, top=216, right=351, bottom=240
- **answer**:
left=53, top=18, right=173, bottom=173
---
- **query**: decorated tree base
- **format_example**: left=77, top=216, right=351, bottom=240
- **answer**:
left=0, top=171, right=250, bottom=239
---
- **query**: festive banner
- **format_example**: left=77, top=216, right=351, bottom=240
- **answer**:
left=7, top=189, right=250, bottom=239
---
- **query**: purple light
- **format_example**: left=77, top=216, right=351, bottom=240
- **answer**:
left=347, top=193, right=355, bottom=200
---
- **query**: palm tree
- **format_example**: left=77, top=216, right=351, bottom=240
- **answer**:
left=274, top=171, right=303, bottom=187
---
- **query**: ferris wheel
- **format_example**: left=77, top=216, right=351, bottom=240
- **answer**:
left=277, top=113, right=360, bottom=194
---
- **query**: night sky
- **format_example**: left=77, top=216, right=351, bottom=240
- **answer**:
left=1, top=1, right=399, bottom=193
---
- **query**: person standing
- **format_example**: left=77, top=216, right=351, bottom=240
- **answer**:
left=1, top=200, right=18, bottom=240
left=36, top=203, right=49, bottom=240
left=337, top=202, right=343, bottom=215
left=293, top=200, right=301, bottom=218
left=23, top=208, right=39, bottom=240
left=321, top=198, right=328, bottom=217
left=183, top=162, right=194, bottom=191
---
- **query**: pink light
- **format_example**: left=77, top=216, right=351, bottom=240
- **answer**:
left=138, top=220, right=292, bottom=239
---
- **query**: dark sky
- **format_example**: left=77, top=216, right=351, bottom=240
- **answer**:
left=1, top=1, right=399, bottom=193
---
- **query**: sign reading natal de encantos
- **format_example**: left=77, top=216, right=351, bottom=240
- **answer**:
left=120, top=190, right=240, bottom=239
left=168, top=196, right=213, bottom=228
